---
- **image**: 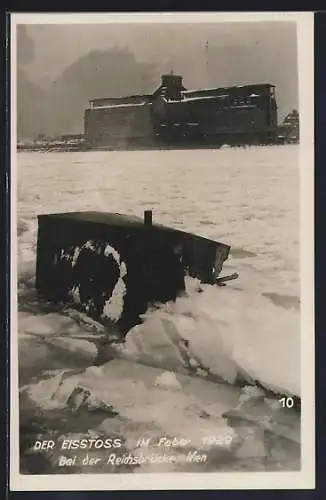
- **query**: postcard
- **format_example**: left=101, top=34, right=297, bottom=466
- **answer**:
left=9, top=11, right=314, bottom=491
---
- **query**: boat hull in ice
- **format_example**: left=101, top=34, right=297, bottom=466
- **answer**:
left=36, top=210, right=230, bottom=335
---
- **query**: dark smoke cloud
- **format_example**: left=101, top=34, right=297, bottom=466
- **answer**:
left=17, top=21, right=299, bottom=137
left=17, top=25, right=34, bottom=66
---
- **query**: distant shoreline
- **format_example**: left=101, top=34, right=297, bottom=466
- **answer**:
left=17, top=141, right=297, bottom=154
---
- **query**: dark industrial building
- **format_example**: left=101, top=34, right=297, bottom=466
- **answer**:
left=84, top=74, right=278, bottom=148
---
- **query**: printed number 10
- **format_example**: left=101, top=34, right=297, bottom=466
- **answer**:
left=279, top=397, right=294, bottom=408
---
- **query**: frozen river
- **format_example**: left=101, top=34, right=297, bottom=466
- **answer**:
left=15, top=145, right=301, bottom=474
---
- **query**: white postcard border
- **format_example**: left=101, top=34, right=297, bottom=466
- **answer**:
left=9, top=11, right=315, bottom=491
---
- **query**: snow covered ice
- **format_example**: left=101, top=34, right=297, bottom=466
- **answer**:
left=16, top=145, right=301, bottom=473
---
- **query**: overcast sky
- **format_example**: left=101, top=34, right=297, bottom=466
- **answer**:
left=17, top=21, right=299, bottom=117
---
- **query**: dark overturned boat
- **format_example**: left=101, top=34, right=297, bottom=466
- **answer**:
left=36, top=210, right=236, bottom=335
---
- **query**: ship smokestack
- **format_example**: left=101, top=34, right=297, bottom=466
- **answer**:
left=161, top=74, right=184, bottom=101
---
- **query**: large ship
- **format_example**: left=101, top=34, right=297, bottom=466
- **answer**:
left=84, top=73, right=278, bottom=149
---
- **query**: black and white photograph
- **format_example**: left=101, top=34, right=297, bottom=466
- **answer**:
left=10, top=12, right=314, bottom=491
